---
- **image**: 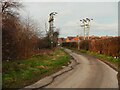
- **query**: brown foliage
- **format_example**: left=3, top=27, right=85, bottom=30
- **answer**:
left=62, top=37, right=119, bottom=57
left=89, top=37, right=119, bottom=57
left=79, top=40, right=90, bottom=51
left=2, top=1, right=59, bottom=61
left=2, top=1, right=40, bottom=61
left=2, top=1, right=22, bottom=60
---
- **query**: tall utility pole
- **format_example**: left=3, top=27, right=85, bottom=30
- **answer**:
left=76, top=23, right=81, bottom=50
left=86, top=18, right=93, bottom=39
left=48, top=12, right=57, bottom=48
left=80, top=18, right=93, bottom=40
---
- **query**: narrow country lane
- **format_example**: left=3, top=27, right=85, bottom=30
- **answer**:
left=45, top=49, right=118, bottom=88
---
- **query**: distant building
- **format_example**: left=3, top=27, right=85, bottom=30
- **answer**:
left=58, top=38, right=65, bottom=45
left=58, top=35, right=114, bottom=45
left=65, top=37, right=74, bottom=42
left=65, top=38, right=71, bottom=42
left=65, top=36, right=81, bottom=43
left=71, top=37, right=79, bottom=42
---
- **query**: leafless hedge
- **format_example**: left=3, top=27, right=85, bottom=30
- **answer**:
left=62, top=37, right=120, bottom=57
left=89, top=37, right=119, bottom=57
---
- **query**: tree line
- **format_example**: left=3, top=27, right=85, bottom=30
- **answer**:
left=62, top=37, right=120, bottom=58
left=2, top=0, right=59, bottom=61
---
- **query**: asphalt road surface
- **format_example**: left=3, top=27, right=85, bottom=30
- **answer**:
left=46, top=49, right=118, bottom=88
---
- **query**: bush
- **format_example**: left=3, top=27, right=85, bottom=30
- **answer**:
left=62, top=37, right=120, bottom=57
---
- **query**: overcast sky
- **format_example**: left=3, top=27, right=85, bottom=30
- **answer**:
left=21, top=1, right=118, bottom=37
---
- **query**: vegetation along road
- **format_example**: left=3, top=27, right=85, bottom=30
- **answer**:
left=3, top=48, right=70, bottom=88
left=46, top=48, right=118, bottom=88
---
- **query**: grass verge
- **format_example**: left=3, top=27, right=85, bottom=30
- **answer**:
left=3, top=48, right=70, bottom=88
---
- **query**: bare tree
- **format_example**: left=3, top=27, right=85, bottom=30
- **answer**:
left=16, top=15, right=41, bottom=59
left=2, top=0, right=23, bottom=61
left=2, top=0, right=22, bottom=18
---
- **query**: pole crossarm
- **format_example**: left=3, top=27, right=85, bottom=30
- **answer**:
left=80, top=18, right=93, bottom=40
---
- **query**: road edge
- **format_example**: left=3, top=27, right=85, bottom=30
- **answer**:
left=70, top=48, right=118, bottom=72
left=22, top=48, right=79, bottom=90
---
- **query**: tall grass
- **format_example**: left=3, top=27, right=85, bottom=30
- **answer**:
left=3, top=48, right=70, bottom=88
